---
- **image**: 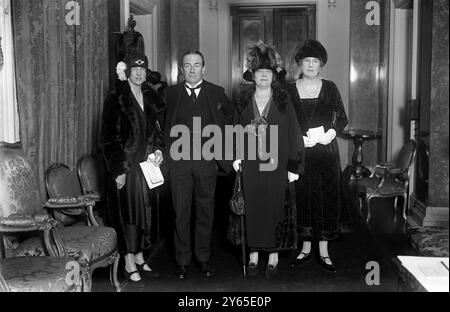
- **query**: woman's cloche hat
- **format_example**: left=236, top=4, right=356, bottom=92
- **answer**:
left=294, top=39, right=328, bottom=66
left=116, top=52, right=151, bottom=81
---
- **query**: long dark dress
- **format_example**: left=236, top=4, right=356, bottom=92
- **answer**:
left=118, top=97, right=153, bottom=253
left=101, top=81, right=163, bottom=255
left=287, top=80, right=349, bottom=241
left=235, top=86, right=303, bottom=251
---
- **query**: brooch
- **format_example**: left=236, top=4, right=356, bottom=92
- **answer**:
left=245, top=117, right=268, bottom=137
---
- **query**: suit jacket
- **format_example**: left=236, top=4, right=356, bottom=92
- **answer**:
left=162, top=80, right=233, bottom=174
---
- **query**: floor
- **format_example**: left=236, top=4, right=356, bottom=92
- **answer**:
left=91, top=178, right=416, bottom=292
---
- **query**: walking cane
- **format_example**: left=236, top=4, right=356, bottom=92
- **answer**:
left=238, top=164, right=247, bottom=276
left=240, top=214, right=246, bottom=276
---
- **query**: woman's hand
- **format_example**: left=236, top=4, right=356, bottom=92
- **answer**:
left=115, top=174, right=126, bottom=190
left=317, top=129, right=336, bottom=145
left=233, top=159, right=242, bottom=172
left=303, top=136, right=318, bottom=148
left=288, top=172, right=299, bottom=183
left=148, top=150, right=164, bottom=167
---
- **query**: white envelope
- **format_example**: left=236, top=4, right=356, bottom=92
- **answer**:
left=139, top=161, right=164, bottom=189
left=307, top=126, right=325, bottom=141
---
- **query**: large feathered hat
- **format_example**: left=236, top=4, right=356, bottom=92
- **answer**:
left=243, top=41, right=286, bottom=82
left=294, top=39, right=328, bottom=65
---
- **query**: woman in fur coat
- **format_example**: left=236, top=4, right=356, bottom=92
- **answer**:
left=101, top=52, right=163, bottom=283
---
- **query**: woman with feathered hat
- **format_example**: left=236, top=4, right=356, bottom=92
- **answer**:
left=231, top=41, right=304, bottom=278
left=286, top=39, right=349, bottom=273
left=101, top=52, right=163, bottom=283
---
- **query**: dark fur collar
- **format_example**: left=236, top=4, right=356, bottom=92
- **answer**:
left=237, top=84, right=289, bottom=114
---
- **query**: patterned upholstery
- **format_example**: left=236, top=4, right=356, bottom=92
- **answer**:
left=0, top=142, right=120, bottom=292
left=0, top=256, right=78, bottom=292
left=407, top=226, right=449, bottom=257
left=14, top=225, right=117, bottom=265
left=0, top=142, right=43, bottom=217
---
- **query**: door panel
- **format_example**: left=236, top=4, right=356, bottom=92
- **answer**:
left=274, top=8, right=316, bottom=82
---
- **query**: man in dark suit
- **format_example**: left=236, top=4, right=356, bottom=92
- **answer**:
left=163, top=51, right=233, bottom=279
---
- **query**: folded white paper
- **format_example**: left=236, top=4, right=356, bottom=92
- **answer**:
left=140, top=161, right=164, bottom=189
left=307, top=126, right=325, bottom=141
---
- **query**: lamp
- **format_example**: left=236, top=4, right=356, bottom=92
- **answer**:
left=328, top=0, right=337, bottom=9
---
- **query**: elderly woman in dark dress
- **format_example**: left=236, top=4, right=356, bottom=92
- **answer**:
left=286, top=40, right=349, bottom=273
left=101, top=52, right=163, bottom=283
left=232, top=42, right=304, bottom=278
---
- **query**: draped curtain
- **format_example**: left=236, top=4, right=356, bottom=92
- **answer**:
left=12, top=0, right=109, bottom=197
left=0, top=0, right=20, bottom=143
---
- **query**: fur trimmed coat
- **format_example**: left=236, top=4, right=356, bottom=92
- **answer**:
left=100, top=81, right=163, bottom=253
left=227, top=85, right=304, bottom=251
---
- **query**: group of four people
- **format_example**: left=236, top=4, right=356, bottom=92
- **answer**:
left=100, top=39, right=349, bottom=283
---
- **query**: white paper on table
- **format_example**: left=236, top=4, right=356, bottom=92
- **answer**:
left=397, top=256, right=449, bottom=292
left=139, top=161, right=164, bottom=189
left=307, top=126, right=325, bottom=141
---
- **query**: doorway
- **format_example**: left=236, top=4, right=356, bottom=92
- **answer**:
left=230, top=5, right=316, bottom=101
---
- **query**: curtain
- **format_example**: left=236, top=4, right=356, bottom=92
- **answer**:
left=12, top=0, right=109, bottom=197
left=0, top=0, right=20, bottom=143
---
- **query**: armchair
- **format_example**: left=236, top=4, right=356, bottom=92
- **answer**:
left=42, top=162, right=120, bottom=291
left=76, top=154, right=107, bottom=225
left=0, top=142, right=79, bottom=292
left=357, top=140, right=416, bottom=224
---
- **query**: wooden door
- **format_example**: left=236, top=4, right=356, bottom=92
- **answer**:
left=231, top=5, right=316, bottom=101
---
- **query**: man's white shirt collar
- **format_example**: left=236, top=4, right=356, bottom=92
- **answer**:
left=185, top=80, right=203, bottom=97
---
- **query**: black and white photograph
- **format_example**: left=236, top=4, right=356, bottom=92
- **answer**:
left=0, top=0, right=448, bottom=301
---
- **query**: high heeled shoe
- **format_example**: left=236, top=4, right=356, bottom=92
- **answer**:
left=136, top=262, right=160, bottom=278
left=290, top=252, right=311, bottom=268
left=124, top=269, right=142, bottom=283
left=265, top=263, right=278, bottom=279
left=247, top=262, right=259, bottom=277
left=318, top=256, right=337, bottom=273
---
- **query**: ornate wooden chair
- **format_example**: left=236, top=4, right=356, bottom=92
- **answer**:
left=357, top=140, right=416, bottom=224
left=76, top=154, right=107, bottom=225
left=0, top=142, right=80, bottom=292
left=42, top=163, right=120, bottom=292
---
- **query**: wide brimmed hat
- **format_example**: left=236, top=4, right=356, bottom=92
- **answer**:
left=243, top=41, right=285, bottom=82
left=294, top=39, right=328, bottom=65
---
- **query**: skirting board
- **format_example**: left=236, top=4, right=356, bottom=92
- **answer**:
left=408, top=194, right=449, bottom=227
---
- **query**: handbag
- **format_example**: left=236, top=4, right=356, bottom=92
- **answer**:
left=229, top=169, right=245, bottom=216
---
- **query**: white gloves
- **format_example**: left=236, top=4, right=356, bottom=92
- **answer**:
left=288, top=172, right=299, bottom=183
left=148, top=150, right=164, bottom=166
left=303, top=136, right=317, bottom=148
left=233, top=159, right=242, bottom=172
left=304, top=129, right=337, bottom=147
left=317, top=129, right=336, bottom=145
left=115, top=174, right=126, bottom=190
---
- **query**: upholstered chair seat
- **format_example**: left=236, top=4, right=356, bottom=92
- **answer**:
left=0, top=256, right=78, bottom=292
left=14, top=225, right=117, bottom=265
left=357, top=177, right=405, bottom=195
